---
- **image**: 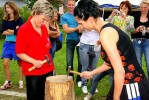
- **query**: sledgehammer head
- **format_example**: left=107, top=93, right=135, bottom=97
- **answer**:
left=67, top=66, right=81, bottom=75
left=67, top=66, right=71, bottom=76
left=45, top=55, right=50, bottom=64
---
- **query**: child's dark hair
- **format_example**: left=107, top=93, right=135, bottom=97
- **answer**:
left=74, top=0, right=101, bottom=21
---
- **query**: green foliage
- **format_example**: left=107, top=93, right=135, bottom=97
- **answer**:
left=24, top=0, right=35, bottom=10
left=0, top=6, right=30, bottom=39
left=0, top=7, right=5, bottom=39
left=50, top=1, right=59, bottom=9
left=19, top=6, right=31, bottom=23
left=0, top=7, right=4, bottom=23
left=24, top=0, right=62, bottom=11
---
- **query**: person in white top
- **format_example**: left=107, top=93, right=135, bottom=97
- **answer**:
left=79, top=29, right=101, bottom=94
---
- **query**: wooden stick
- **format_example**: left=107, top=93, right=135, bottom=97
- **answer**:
left=69, top=70, right=81, bottom=75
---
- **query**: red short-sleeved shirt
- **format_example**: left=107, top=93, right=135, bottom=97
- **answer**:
left=16, top=20, right=54, bottom=76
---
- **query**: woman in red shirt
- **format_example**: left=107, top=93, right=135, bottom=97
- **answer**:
left=16, top=0, right=54, bottom=100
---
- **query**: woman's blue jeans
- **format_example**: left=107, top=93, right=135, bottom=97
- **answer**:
left=66, top=40, right=82, bottom=82
left=90, top=70, right=114, bottom=95
left=50, top=40, right=57, bottom=59
left=79, top=42, right=100, bottom=86
left=133, top=38, right=149, bottom=78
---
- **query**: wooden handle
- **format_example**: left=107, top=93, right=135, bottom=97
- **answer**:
left=28, top=59, right=47, bottom=72
left=70, top=70, right=81, bottom=75
left=28, top=66, right=36, bottom=72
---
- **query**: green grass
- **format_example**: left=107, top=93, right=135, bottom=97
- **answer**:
left=0, top=38, right=148, bottom=100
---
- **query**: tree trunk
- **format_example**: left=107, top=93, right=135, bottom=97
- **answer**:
left=45, top=75, right=75, bottom=100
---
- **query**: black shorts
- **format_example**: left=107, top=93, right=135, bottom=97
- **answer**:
left=107, top=77, right=149, bottom=100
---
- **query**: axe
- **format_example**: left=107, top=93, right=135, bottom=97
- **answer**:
left=28, top=55, right=50, bottom=72
left=67, top=66, right=81, bottom=75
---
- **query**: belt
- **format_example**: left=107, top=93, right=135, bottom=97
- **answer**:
left=134, top=38, right=147, bottom=41
left=6, top=41, right=16, bottom=43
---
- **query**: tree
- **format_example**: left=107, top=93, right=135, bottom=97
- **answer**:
left=24, top=0, right=35, bottom=10
left=24, top=0, right=63, bottom=10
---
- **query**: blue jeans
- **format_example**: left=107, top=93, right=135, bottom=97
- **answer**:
left=66, top=40, right=82, bottom=82
left=133, top=38, right=149, bottom=78
left=90, top=70, right=114, bottom=95
left=50, top=40, right=56, bottom=59
left=79, top=42, right=100, bottom=86
left=50, top=40, right=57, bottom=75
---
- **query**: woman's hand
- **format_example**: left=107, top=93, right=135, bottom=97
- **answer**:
left=80, top=71, right=93, bottom=79
left=16, top=26, right=19, bottom=29
left=111, top=9, right=119, bottom=16
left=146, top=27, right=149, bottom=33
left=119, top=12, right=126, bottom=19
left=139, top=25, right=146, bottom=32
left=107, top=9, right=119, bottom=22
left=77, top=24, right=83, bottom=33
left=135, top=25, right=145, bottom=33
left=32, top=60, right=43, bottom=68
left=113, top=97, right=120, bottom=100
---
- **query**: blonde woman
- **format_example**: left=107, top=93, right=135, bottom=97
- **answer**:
left=132, top=0, right=149, bottom=79
left=16, top=0, right=54, bottom=99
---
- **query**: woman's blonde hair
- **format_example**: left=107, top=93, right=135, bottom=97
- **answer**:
left=3, top=1, right=19, bottom=21
left=31, top=0, right=54, bottom=18
left=141, top=0, right=149, bottom=5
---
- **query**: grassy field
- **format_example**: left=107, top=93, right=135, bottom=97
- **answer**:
left=0, top=38, right=148, bottom=100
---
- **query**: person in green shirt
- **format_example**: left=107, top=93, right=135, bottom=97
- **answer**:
left=106, top=1, right=134, bottom=39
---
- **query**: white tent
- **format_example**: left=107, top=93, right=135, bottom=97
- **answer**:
left=94, top=0, right=141, bottom=6
left=76, top=0, right=141, bottom=20
left=76, top=0, right=141, bottom=6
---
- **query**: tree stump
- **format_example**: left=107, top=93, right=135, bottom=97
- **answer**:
left=45, top=75, right=75, bottom=100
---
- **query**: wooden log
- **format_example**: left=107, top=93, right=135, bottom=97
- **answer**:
left=45, top=75, right=75, bottom=100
